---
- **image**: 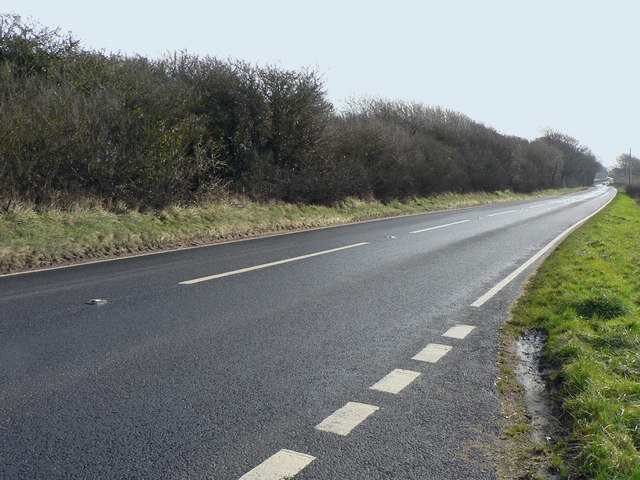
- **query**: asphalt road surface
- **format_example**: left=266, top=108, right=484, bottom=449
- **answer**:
left=0, top=186, right=615, bottom=479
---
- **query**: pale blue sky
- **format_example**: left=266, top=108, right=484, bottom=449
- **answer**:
left=5, top=0, right=639, bottom=167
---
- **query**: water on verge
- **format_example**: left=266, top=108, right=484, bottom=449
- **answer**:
left=514, top=331, right=551, bottom=443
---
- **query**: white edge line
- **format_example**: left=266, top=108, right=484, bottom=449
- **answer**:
left=239, top=449, right=316, bottom=480
left=471, top=190, right=617, bottom=308
left=410, top=219, right=470, bottom=234
left=180, top=242, right=369, bottom=284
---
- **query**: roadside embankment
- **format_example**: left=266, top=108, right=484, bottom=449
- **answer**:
left=0, top=189, right=574, bottom=274
left=499, top=190, right=640, bottom=479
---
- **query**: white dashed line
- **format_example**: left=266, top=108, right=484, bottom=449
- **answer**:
left=370, top=369, right=421, bottom=394
left=409, top=219, right=470, bottom=234
left=525, top=202, right=551, bottom=209
left=442, top=324, right=476, bottom=339
left=179, top=242, right=369, bottom=284
left=315, top=402, right=379, bottom=436
left=239, top=449, right=315, bottom=480
left=487, top=209, right=517, bottom=217
left=412, top=343, right=452, bottom=363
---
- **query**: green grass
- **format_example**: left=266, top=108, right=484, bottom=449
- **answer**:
left=0, top=189, right=575, bottom=274
left=503, top=191, right=640, bottom=479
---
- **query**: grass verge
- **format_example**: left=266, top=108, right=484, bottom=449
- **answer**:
left=0, top=189, right=575, bottom=274
left=499, top=191, right=640, bottom=479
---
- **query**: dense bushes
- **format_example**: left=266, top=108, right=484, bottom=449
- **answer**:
left=0, top=17, right=224, bottom=208
left=0, top=14, right=602, bottom=210
left=331, top=100, right=570, bottom=199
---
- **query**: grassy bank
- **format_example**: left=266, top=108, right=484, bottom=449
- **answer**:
left=0, top=189, right=572, bottom=274
left=500, top=191, right=640, bottom=478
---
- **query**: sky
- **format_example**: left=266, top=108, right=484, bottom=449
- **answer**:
left=5, top=0, right=639, bottom=168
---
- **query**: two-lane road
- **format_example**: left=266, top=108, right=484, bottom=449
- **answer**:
left=0, top=186, right=615, bottom=479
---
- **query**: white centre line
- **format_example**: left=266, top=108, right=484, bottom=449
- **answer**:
left=471, top=191, right=616, bottom=307
left=412, top=343, right=452, bottom=363
left=179, top=242, right=369, bottom=284
left=409, top=219, right=470, bottom=234
left=487, top=209, right=517, bottom=217
left=239, top=449, right=315, bottom=480
left=526, top=202, right=552, bottom=209
left=370, top=369, right=421, bottom=394
left=442, top=324, right=476, bottom=339
left=315, top=402, right=379, bottom=436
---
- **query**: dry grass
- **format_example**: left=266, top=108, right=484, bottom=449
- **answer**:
left=0, top=189, right=574, bottom=274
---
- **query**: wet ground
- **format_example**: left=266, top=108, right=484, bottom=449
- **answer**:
left=515, top=330, right=552, bottom=443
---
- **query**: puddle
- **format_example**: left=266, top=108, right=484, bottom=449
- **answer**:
left=515, top=331, right=551, bottom=443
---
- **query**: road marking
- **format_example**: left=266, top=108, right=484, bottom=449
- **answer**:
left=2, top=189, right=612, bottom=281
left=179, top=242, right=369, bottom=284
left=315, top=402, right=379, bottom=436
left=412, top=343, right=452, bottom=363
left=487, top=209, right=517, bottom=217
left=526, top=202, right=551, bottom=209
left=370, top=369, right=421, bottom=394
left=471, top=190, right=616, bottom=307
left=409, top=219, right=470, bottom=234
left=239, top=449, right=315, bottom=480
left=442, top=324, right=476, bottom=339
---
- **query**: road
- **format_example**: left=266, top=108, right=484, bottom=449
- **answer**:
left=0, top=186, right=615, bottom=479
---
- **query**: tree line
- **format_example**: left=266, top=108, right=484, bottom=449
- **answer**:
left=611, top=154, right=640, bottom=184
left=0, top=14, right=602, bottom=210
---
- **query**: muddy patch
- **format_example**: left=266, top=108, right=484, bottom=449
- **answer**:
left=514, top=330, right=552, bottom=443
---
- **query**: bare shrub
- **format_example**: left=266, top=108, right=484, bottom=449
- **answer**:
left=0, top=15, right=603, bottom=210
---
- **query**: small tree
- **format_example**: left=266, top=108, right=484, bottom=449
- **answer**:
left=611, top=153, right=640, bottom=185
left=0, top=14, right=79, bottom=77
left=539, top=129, right=601, bottom=187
